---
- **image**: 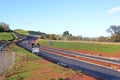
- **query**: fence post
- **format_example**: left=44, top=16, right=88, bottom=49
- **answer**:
left=4, top=51, right=7, bottom=72
left=12, top=52, right=15, bottom=65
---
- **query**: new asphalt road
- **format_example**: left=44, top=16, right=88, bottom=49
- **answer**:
left=15, top=32, right=120, bottom=80
left=17, top=39, right=120, bottom=80
left=41, top=46, right=120, bottom=65
left=38, top=49, right=120, bottom=80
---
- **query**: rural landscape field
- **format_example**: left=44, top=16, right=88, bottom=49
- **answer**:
left=0, top=29, right=97, bottom=80
left=1, top=0, right=120, bottom=80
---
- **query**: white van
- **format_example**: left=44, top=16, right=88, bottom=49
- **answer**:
left=0, top=47, right=4, bottom=51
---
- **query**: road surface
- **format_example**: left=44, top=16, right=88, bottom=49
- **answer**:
left=41, top=46, right=120, bottom=65
left=14, top=32, right=120, bottom=80
left=17, top=39, right=120, bottom=80
left=38, top=50, right=120, bottom=80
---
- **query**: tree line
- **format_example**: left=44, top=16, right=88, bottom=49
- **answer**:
left=27, top=25, right=120, bottom=42
left=42, top=25, right=120, bottom=42
left=1, top=22, right=120, bottom=42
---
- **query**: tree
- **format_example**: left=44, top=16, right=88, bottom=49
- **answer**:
left=55, top=34, right=62, bottom=40
left=98, top=36, right=108, bottom=42
left=63, top=31, right=69, bottom=37
left=0, top=22, right=10, bottom=32
left=107, top=25, right=120, bottom=42
left=107, top=25, right=120, bottom=35
left=41, top=34, right=48, bottom=39
left=49, top=34, right=56, bottom=40
left=70, top=34, right=72, bottom=36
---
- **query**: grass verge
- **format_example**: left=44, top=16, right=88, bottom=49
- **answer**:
left=2, top=43, right=41, bottom=80
left=2, top=43, right=91, bottom=80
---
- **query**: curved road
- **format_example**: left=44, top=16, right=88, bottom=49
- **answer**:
left=17, top=39, right=120, bottom=80
left=14, top=32, right=120, bottom=80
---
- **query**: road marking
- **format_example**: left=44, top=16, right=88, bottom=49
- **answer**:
left=41, top=47, right=120, bottom=65
left=40, top=49, right=120, bottom=72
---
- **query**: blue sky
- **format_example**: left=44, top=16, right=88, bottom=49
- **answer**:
left=0, top=0, right=120, bottom=37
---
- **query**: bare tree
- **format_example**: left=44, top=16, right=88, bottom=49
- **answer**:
left=107, top=25, right=120, bottom=42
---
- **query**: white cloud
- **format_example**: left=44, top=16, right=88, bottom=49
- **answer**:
left=106, top=7, right=120, bottom=14
left=117, top=18, right=120, bottom=20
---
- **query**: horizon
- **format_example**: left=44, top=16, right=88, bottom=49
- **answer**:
left=0, top=0, right=120, bottom=37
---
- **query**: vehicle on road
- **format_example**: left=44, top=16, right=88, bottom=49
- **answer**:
left=0, top=47, right=4, bottom=51
left=32, top=43, right=40, bottom=55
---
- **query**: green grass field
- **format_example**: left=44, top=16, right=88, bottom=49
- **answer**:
left=14, top=29, right=29, bottom=35
left=0, top=32, right=16, bottom=41
left=38, top=40, right=120, bottom=54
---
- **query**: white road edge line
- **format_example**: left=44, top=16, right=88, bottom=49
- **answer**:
left=42, top=47, right=120, bottom=65
left=41, top=49, right=120, bottom=72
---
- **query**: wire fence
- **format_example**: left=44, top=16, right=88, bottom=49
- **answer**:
left=0, top=49, right=15, bottom=76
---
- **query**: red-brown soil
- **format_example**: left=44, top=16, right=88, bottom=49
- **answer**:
left=42, top=45, right=120, bottom=58
left=25, top=41, right=120, bottom=80
left=41, top=48, right=120, bottom=70
left=26, top=59, right=96, bottom=80
left=76, top=49, right=120, bottom=58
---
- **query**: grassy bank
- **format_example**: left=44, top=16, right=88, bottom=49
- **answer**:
left=14, top=30, right=29, bottom=35
left=3, top=43, right=41, bottom=80
left=38, top=40, right=120, bottom=54
left=0, top=32, right=13, bottom=41
left=3, top=43, right=89, bottom=80
left=0, top=32, right=18, bottom=41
